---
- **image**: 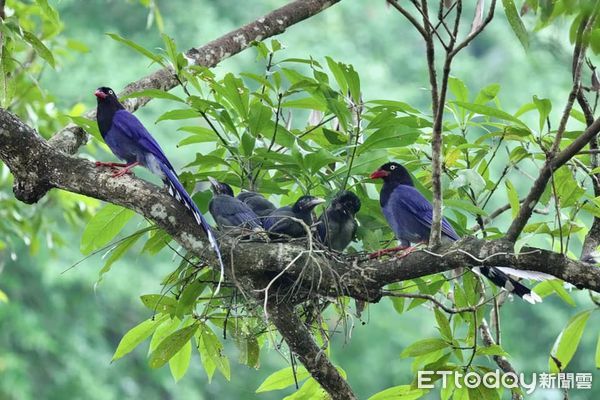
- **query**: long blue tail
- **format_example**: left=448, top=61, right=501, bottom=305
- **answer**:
left=159, top=163, right=225, bottom=292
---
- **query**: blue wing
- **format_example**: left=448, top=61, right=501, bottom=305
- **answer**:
left=110, top=110, right=176, bottom=173
left=386, top=185, right=460, bottom=242
left=209, top=196, right=262, bottom=229
left=108, top=110, right=226, bottom=292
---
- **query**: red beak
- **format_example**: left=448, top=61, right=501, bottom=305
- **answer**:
left=94, top=89, right=107, bottom=99
left=370, top=169, right=389, bottom=179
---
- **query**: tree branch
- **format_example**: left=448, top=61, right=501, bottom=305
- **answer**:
left=266, top=299, right=357, bottom=400
left=46, top=0, right=342, bottom=155
left=505, top=5, right=600, bottom=242
left=3, top=108, right=600, bottom=295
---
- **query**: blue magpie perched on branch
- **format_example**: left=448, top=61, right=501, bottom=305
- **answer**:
left=94, top=87, right=225, bottom=291
left=370, top=161, right=545, bottom=304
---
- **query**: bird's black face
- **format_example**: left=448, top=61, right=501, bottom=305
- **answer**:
left=370, top=162, right=414, bottom=186
left=333, top=191, right=361, bottom=214
left=94, top=87, right=118, bottom=102
left=293, top=195, right=326, bottom=213
left=208, top=178, right=234, bottom=197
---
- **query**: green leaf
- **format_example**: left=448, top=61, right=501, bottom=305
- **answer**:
left=0, top=289, right=7, bottom=303
left=533, top=95, right=552, bottom=132
left=281, top=97, right=326, bottom=110
left=156, top=108, right=199, bottom=123
left=121, top=89, right=184, bottom=103
left=256, top=366, right=310, bottom=393
left=283, top=377, right=326, bottom=400
left=112, top=314, right=168, bottom=361
left=368, top=385, right=427, bottom=400
left=434, top=308, right=452, bottom=341
left=80, top=204, right=135, bottom=255
left=502, top=0, right=529, bottom=50
left=449, top=77, right=469, bottom=103
left=22, top=31, right=55, bottom=68
left=549, top=309, right=593, bottom=372
left=474, top=83, right=501, bottom=104
left=149, top=323, right=199, bottom=369
left=161, top=33, right=179, bottom=67
left=198, top=323, right=230, bottom=380
left=505, top=180, right=520, bottom=219
left=401, top=338, right=449, bottom=358
left=67, top=115, right=102, bottom=142
left=169, top=339, right=192, bottom=382
left=453, top=101, right=529, bottom=128
left=325, top=56, right=349, bottom=95
left=107, top=33, right=164, bottom=64
left=248, top=102, right=272, bottom=137
left=359, top=126, right=420, bottom=154
left=534, top=280, right=576, bottom=306
left=98, top=229, right=146, bottom=281
left=450, top=169, right=485, bottom=194
left=140, top=294, right=178, bottom=314
left=240, top=131, right=256, bottom=156
left=445, top=199, right=488, bottom=217
left=476, top=344, right=509, bottom=357
left=36, top=0, right=60, bottom=26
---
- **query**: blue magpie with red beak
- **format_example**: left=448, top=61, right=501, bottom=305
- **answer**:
left=94, top=87, right=225, bottom=290
left=371, top=161, right=547, bottom=304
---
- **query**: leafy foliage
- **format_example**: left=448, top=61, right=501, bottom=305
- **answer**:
left=1, top=1, right=600, bottom=399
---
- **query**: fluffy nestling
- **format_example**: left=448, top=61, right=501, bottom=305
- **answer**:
left=264, top=195, right=325, bottom=238
left=317, top=190, right=361, bottom=251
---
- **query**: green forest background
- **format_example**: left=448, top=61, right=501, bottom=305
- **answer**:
left=0, top=1, right=598, bottom=399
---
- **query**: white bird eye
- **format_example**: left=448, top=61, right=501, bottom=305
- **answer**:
left=109, top=90, right=114, bottom=95
left=390, top=165, right=396, bottom=170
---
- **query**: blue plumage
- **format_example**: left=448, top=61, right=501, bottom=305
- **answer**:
left=371, top=162, right=542, bottom=304
left=208, top=178, right=263, bottom=231
left=95, top=87, right=224, bottom=289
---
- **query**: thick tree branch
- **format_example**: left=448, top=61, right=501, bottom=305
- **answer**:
left=266, top=299, right=357, bottom=400
left=47, top=0, right=342, bottom=155
left=2, top=108, right=600, bottom=298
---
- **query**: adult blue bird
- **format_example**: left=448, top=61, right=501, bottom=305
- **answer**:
left=264, top=195, right=325, bottom=238
left=236, top=191, right=276, bottom=217
left=370, top=161, right=545, bottom=304
left=208, top=178, right=263, bottom=233
left=94, top=87, right=224, bottom=289
left=317, top=190, right=361, bottom=252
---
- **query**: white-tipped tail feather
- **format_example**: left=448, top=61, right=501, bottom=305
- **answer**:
left=494, top=267, right=555, bottom=281
left=473, top=266, right=544, bottom=304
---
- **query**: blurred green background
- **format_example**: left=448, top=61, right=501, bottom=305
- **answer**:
left=0, top=1, right=598, bottom=399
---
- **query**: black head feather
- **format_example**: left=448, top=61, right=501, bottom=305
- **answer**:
left=370, top=162, right=414, bottom=186
left=95, top=86, right=125, bottom=136
left=292, top=195, right=326, bottom=213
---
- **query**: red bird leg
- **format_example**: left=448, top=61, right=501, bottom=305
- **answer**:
left=111, top=161, right=140, bottom=177
left=396, top=241, right=427, bottom=258
left=95, top=161, right=129, bottom=168
left=368, top=246, right=409, bottom=259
